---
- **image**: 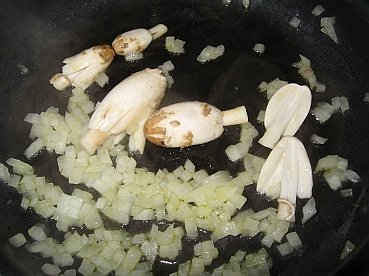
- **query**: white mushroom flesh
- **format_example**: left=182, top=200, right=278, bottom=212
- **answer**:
left=112, top=24, right=168, bottom=59
left=259, top=83, right=312, bottom=149
left=144, top=102, right=248, bottom=148
left=50, top=45, right=115, bottom=91
left=80, top=68, right=167, bottom=154
left=257, top=136, right=313, bottom=221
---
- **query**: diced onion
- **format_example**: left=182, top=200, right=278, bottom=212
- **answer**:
left=286, top=232, right=302, bottom=250
left=9, top=233, right=27, bottom=248
left=316, top=82, right=326, bottom=93
left=253, top=43, right=265, bottom=54
left=343, top=170, right=361, bottom=183
left=363, top=93, right=369, bottom=102
left=310, top=134, right=328, bottom=145
left=197, top=45, right=225, bottom=63
left=17, top=64, right=29, bottom=75
left=312, top=5, right=325, bottom=16
left=165, top=36, right=186, bottom=54
left=257, top=110, right=265, bottom=123
left=95, top=72, right=109, bottom=88
left=242, top=0, right=250, bottom=10
left=28, top=225, right=47, bottom=242
left=276, top=242, right=293, bottom=256
left=340, top=189, right=353, bottom=197
left=289, top=17, right=301, bottom=29
left=321, top=17, right=338, bottom=43
left=258, top=78, right=288, bottom=100
left=124, top=52, right=144, bottom=61
left=302, top=197, right=316, bottom=224
left=0, top=163, right=10, bottom=183
left=340, top=240, right=355, bottom=260
left=41, top=264, right=61, bottom=276
left=339, top=96, right=350, bottom=113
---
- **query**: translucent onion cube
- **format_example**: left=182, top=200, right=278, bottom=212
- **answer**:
left=8, top=233, right=27, bottom=248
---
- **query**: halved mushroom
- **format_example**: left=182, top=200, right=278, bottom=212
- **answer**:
left=80, top=68, right=167, bottom=155
left=112, top=24, right=168, bottom=61
left=258, top=83, right=312, bottom=149
left=50, top=45, right=115, bottom=91
left=144, top=102, right=248, bottom=148
left=257, top=136, right=313, bottom=221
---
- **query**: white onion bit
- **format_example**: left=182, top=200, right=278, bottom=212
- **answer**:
left=340, top=240, right=355, bottom=260
left=310, top=134, right=328, bottom=145
left=253, top=43, right=265, bottom=54
left=340, top=189, right=353, bottom=198
left=302, top=197, right=317, bottom=224
left=197, top=45, right=225, bottom=63
left=290, top=17, right=301, bottom=29
left=312, top=5, right=325, bottom=16
left=363, top=93, right=369, bottom=102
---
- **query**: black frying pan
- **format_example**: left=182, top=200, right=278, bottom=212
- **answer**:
left=0, top=0, right=369, bottom=275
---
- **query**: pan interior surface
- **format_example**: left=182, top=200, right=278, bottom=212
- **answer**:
left=0, top=0, right=368, bottom=275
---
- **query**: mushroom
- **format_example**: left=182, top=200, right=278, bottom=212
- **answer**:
left=50, top=45, right=115, bottom=91
left=80, top=68, right=167, bottom=155
left=112, top=24, right=168, bottom=61
left=256, top=136, right=313, bottom=221
left=144, top=101, right=248, bottom=148
left=258, top=83, right=312, bottom=149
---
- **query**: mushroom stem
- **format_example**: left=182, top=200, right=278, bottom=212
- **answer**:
left=148, top=24, right=168, bottom=40
left=80, top=129, right=111, bottom=155
left=277, top=198, right=295, bottom=221
left=222, top=106, right=248, bottom=126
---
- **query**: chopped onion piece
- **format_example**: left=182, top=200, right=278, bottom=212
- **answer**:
left=276, top=242, right=293, bottom=256
left=17, top=64, right=29, bottom=75
left=363, top=93, right=369, bottom=102
left=0, top=163, right=10, bottom=183
left=95, top=72, right=109, bottom=88
left=312, top=5, right=325, bottom=16
left=125, top=52, right=144, bottom=61
left=286, top=232, right=302, bottom=250
left=339, top=96, right=350, bottom=113
left=197, top=45, right=225, bottom=63
left=165, top=36, right=186, bottom=54
left=302, top=197, right=316, bottom=224
left=258, top=78, right=288, bottom=100
left=343, top=170, right=361, bottom=183
left=257, top=110, right=265, bottom=123
left=41, top=264, right=61, bottom=276
left=310, top=134, right=328, bottom=145
left=289, top=17, right=301, bottom=29
left=316, top=82, right=326, bottom=93
left=341, top=189, right=353, bottom=197
left=28, top=225, right=47, bottom=241
left=321, top=17, right=338, bottom=43
left=340, top=240, right=355, bottom=260
left=253, top=43, right=265, bottom=54
left=242, top=0, right=250, bottom=10
left=222, top=0, right=231, bottom=6
left=9, top=233, right=27, bottom=248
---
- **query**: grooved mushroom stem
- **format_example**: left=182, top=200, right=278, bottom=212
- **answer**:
left=80, top=129, right=111, bottom=155
left=222, top=106, right=248, bottom=126
left=148, top=24, right=168, bottom=40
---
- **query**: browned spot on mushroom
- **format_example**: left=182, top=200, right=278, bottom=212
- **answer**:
left=94, top=45, right=115, bottom=63
left=182, top=131, right=193, bottom=147
left=112, top=36, right=146, bottom=55
left=201, top=103, right=211, bottom=116
left=169, top=120, right=180, bottom=127
left=144, top=111, right=172, bottom=146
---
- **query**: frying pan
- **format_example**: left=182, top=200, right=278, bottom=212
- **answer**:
left=0, top=0, right=369, bottom=275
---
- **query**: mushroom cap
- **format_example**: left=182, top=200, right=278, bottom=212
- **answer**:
left=144, top=101, right=224, bottom=148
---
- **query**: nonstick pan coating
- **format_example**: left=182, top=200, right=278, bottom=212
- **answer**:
left=0, top=0, right=369, bottom=275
